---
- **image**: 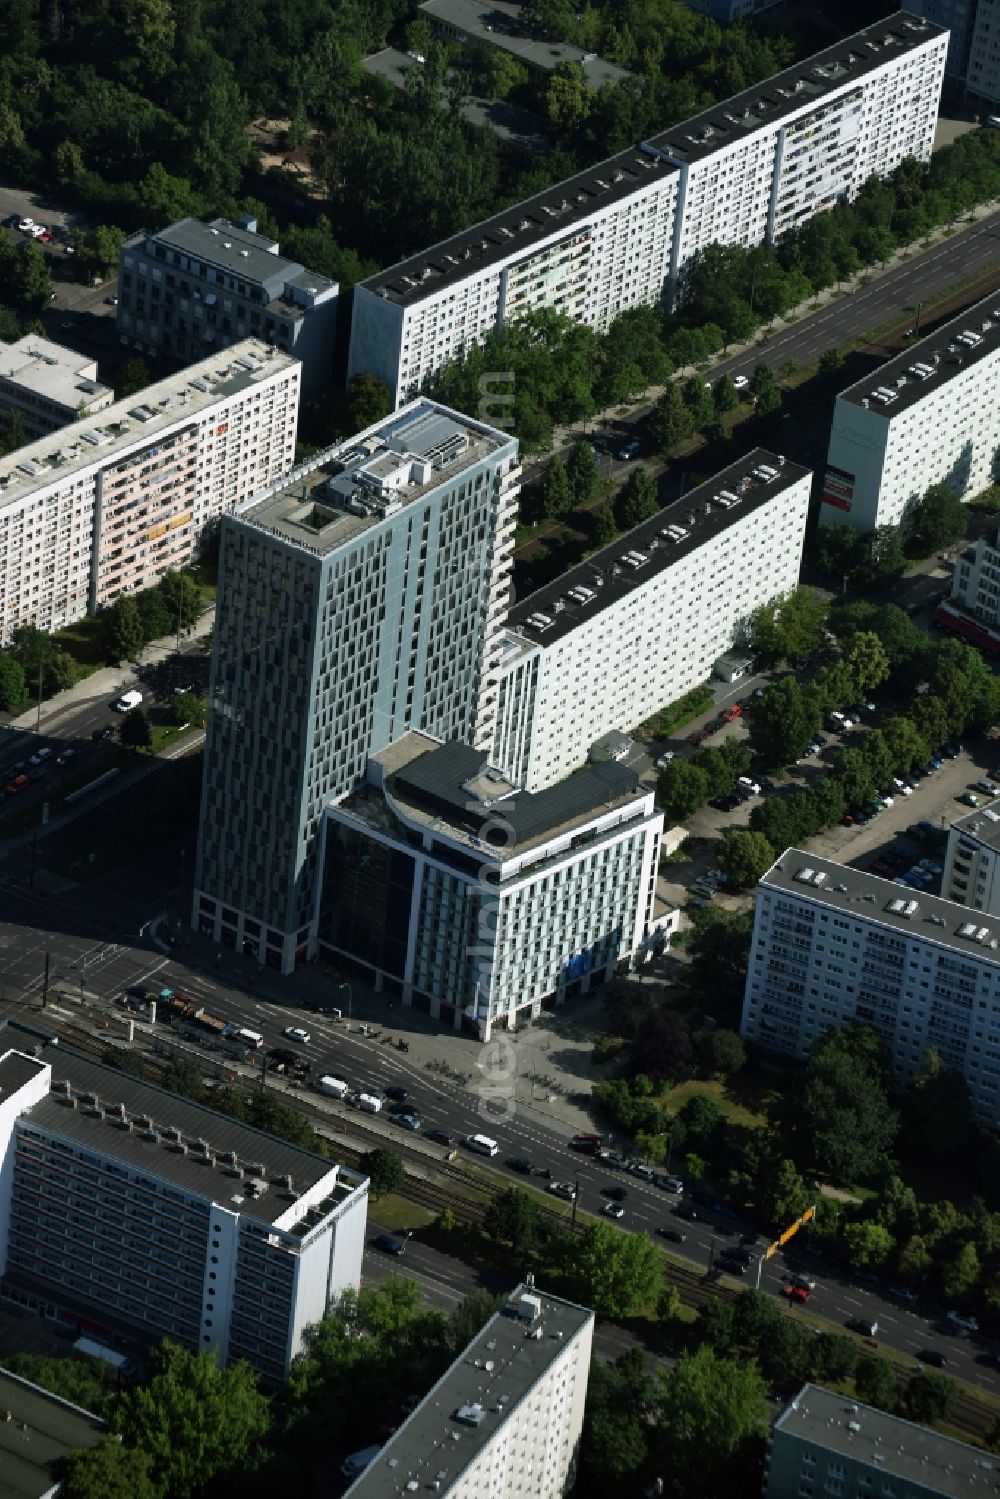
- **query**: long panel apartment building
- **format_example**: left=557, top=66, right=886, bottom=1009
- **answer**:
left=492, top=450, right=811, bottom=793
left=0, top=340, right=299, bottom=638
left=193, top=400, right=520, bottom=972
left=344, top=1282, right=594, bottom=1498
left=0, top=1022, right=368, bottom=1383
left=320, top=735, right=670, bottom=1038
left=348, top=13, right=946, bottom=404
left=822, top=291, right=1000, bottom=532
left=741, top=850, right=1000, bottom=1127
left=118, top=216, right=337, bottom=397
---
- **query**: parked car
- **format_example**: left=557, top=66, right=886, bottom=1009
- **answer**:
left=548, top=1181, right=578, bottom=1201
left=847, top=1317, right=879, bottom=1338
left=947, top=1310, right=979, bottom=1333
left=373, top=1233, right=407, bottom=1256
left=655, top=752, right=675, bottom=770
left=732, top=374, right=749, bottom=390
left=617, top=438, right=641, bottom=460
left=959, top=793, right=980, bottom=808
left=602, top=1201, right=625, bottom=1219
left=657, top=1176, right=684, bottom=1193
left=657, top=1227, right=686, bottom=1243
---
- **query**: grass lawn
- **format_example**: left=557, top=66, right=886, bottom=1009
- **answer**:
left=663, top=1077, right=768, bottom=1130
left=149, top=723, right=201, bottom=754
left=369, top=1194, right=435, bottom=1231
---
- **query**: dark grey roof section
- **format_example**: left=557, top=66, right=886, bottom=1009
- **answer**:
left=0, top=1365, right=105, bottom=1496
left=508, top=448, right=811, bottom=649
left=763, top=848, right=1000, bottom=953
left=773, top=1384, right=992, bottom=1497
left=123, top=217, right=337, bottom=303
left=2, top=1021, right=350, bottom=1228
left=358, top=146, right=676, bottom=305
left=0, top=1048, right=47, bottom=1098
left=951, top=803, right=1000, bottom=853
left=344, top=1283, right=593, bottom=1497
left=644, top=12, right=944, bottom=165
left=358, top=12, right=945, bottom=307
left=838, top=291, right=1000, bottom=414
left=392, top=740, right=640, bottom=847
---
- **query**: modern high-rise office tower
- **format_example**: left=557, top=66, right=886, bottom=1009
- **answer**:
left=193, top=400, right=520, bottom=972
left=0, top=340, right=299, bottom=638
left=0, top=1020, right=369, bottom=1384
left=349, top=14, right=947, bottom=406
left=822, top=293, right=1000, bottom=532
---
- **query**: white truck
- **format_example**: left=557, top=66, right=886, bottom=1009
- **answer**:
left=357, top=1092, right=382, bottom=1113
left=314, top=1075, right=349, bottom=1099
left=115, top=689, right=143, bottom=712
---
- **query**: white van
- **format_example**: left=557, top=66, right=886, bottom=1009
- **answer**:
left=115, top=689, right=143, bottom=712
left=464, top=1133, right=499, bottom=1157
left=315, top=1075, right=349, bottom=1099
left=232, top=1027, right=263, bottom=1049
left=358, top=1092, right=382, bottom=1113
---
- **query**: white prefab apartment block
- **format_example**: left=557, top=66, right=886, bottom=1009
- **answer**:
left=0, top=336, right=113, bottom=439
left=320, top=735, right=668, bottom=1038
left=493, top=450, right=811, bottom=793
left=343, top=1283, right=594, bottom=1499
left=118, top=216, right=337, bottom=397
left=193, top=401, right=520, bottom=973
left=0, top=1022, right=368, bottom=1384
left=349, top=14, right=947, bottom=405
left=942, top=800, right=1000, bottom=913
left=767, top=1384, right=994, bottom=1499
left=822, top=292, right=1000, bottom=533
left=0, top=340, right=299, bottom=638
left=741, top=850, right=1000, bottom=1128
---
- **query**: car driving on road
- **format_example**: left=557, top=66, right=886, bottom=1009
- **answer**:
left=282, top=1026, right=310, bottom=1044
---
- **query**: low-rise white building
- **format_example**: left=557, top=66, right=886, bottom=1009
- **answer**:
left=319, top=734, right=669, bottom=1038
left=822, top=292, right=1000, bottom=533
left=349, top=15, right=946, bottom=405
left=741, top=849, right=1000, bottom=1127
left=493, top=450, right=811, bottom=793
left=0, top=1021, right=368, bottom=1384
left=942, top=800, right=1000, bottom=913
left=0, top=337, right=114, bottom=440
left=0, top=340, right=299, bottom=637
left=344, top=1282, right=594, bottom=1498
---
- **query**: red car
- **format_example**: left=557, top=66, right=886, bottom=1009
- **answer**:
left=782, top=1284, right=810, bottom=1304
left=38, top=229, right=53, bottom=243
left=722, top=704, right=742, bottom=720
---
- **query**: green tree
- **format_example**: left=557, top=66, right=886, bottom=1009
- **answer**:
left=776, top=1027, right=898, bottom=1186
left=854, top=525, right=907, bottom=586
left=592, top=504, right=617, bottom=547
left=896, top=1234, right=933, bottom=1284
left=115, top=1342, right=269, bottom=1496
left=657, top=759, right=710, bottom=821
left=905, top=1371, right=957, bottom=1425
left=544, top=62, right=590, bottom=128
left=136, top=589, right=174, bottom=645
left=617, top=465, right=658, bottom=530
left=812, top=1332, right=859, bottom=1385
left=717, top=829, right=775, bottom=889
left=0, top=651, right=27, bottom=712
left=578, top=1350, right=655, bottom=1489
left=346, top=373, right=391, bottom=433
left=360, top=1147, right=405, bottom=1198
left=681, top=374, right=713, bottom=429
left=483, top=1187, right=541, bottom=1254
left=158, top=570, right=201, bottom=632
left=747, top=676, right=821, bottom=769
left=567, top=1221, right=663, bottom=1317
left=61, top=1441, right=158, bottom=1499
left=713, top=374, right=739, bottom=413
left=119, top=707, right=153, bottom=750
left=941, top=1240, right=981, bottom=1300
left=655, top=1345, right=770, bottom=1499
left=842, top=1220, right=895, bottom=1268
left=695, top=1028, right=747, bottom=1080
left=102, top=596, right=145, bottom=665
left=114, top=357, right=151, bottom=401
left=6, top=1352, right=117, bottom=1415
left=899, top=1047, right=974, bottom=1164
left=906, top=480, right=967, bottom=554
left=846, top=632, right=890, bottom=694
left=685, top=907, right=754, bottom=1016
left=832, top=746, right=877, bottom=809
left=170, top=692, right=206, bottom=727
left=750, top=587, right=827, bottom=666
left=650, top=383, right=694, bottom=454
left=0, top=408, right=26, bottom=457
left=854, top=1355, right=898, bottom=1411
left=539, top=455, right=574, bottom=519
left=566, top=441, right=598, bottom=505
left=882, top=716, right=930, bottom=776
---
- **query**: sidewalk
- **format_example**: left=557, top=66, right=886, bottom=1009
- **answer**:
left=6, top=609, right=215, bottom=736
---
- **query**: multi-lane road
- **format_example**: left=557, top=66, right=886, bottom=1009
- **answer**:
left=9, top=923, right=999, bottom=1398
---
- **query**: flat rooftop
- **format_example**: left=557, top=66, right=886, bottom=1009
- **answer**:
left=124, top=217, right=337, bottom=301
left=361, top=48, right=547, bottom=151
left=644, top=12, right=945, bottom=166
left=774, top=1384, right=1000, bottom=1496
left=236, top=399, right=513, bottom=557
left=339, top=735, right=651, bottom=865
left=360, top=11, right=945, bottom=307
left=0, top=336, right=111, bottom=413
left=0, top=340, right=298, bottom=513
left=344, top=1284, right=593, bottom=1497
left=950, top=801, right=1000, bottom=853
left=419, top=0, right=632, bottom=88
left=763, top=848, right=1000, bottom=957
left=1, top=1023, right=356, bottom=1233
left=507, top=449, right=811, bottom=649
left=839, top=290, right=1000, bottom=416
left=0, top=1366, right=105, bottom=1499
left=358, top=143, right=676, bottom=306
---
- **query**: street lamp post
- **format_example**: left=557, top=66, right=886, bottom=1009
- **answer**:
left=338, top=982, right=352, bottom=1027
